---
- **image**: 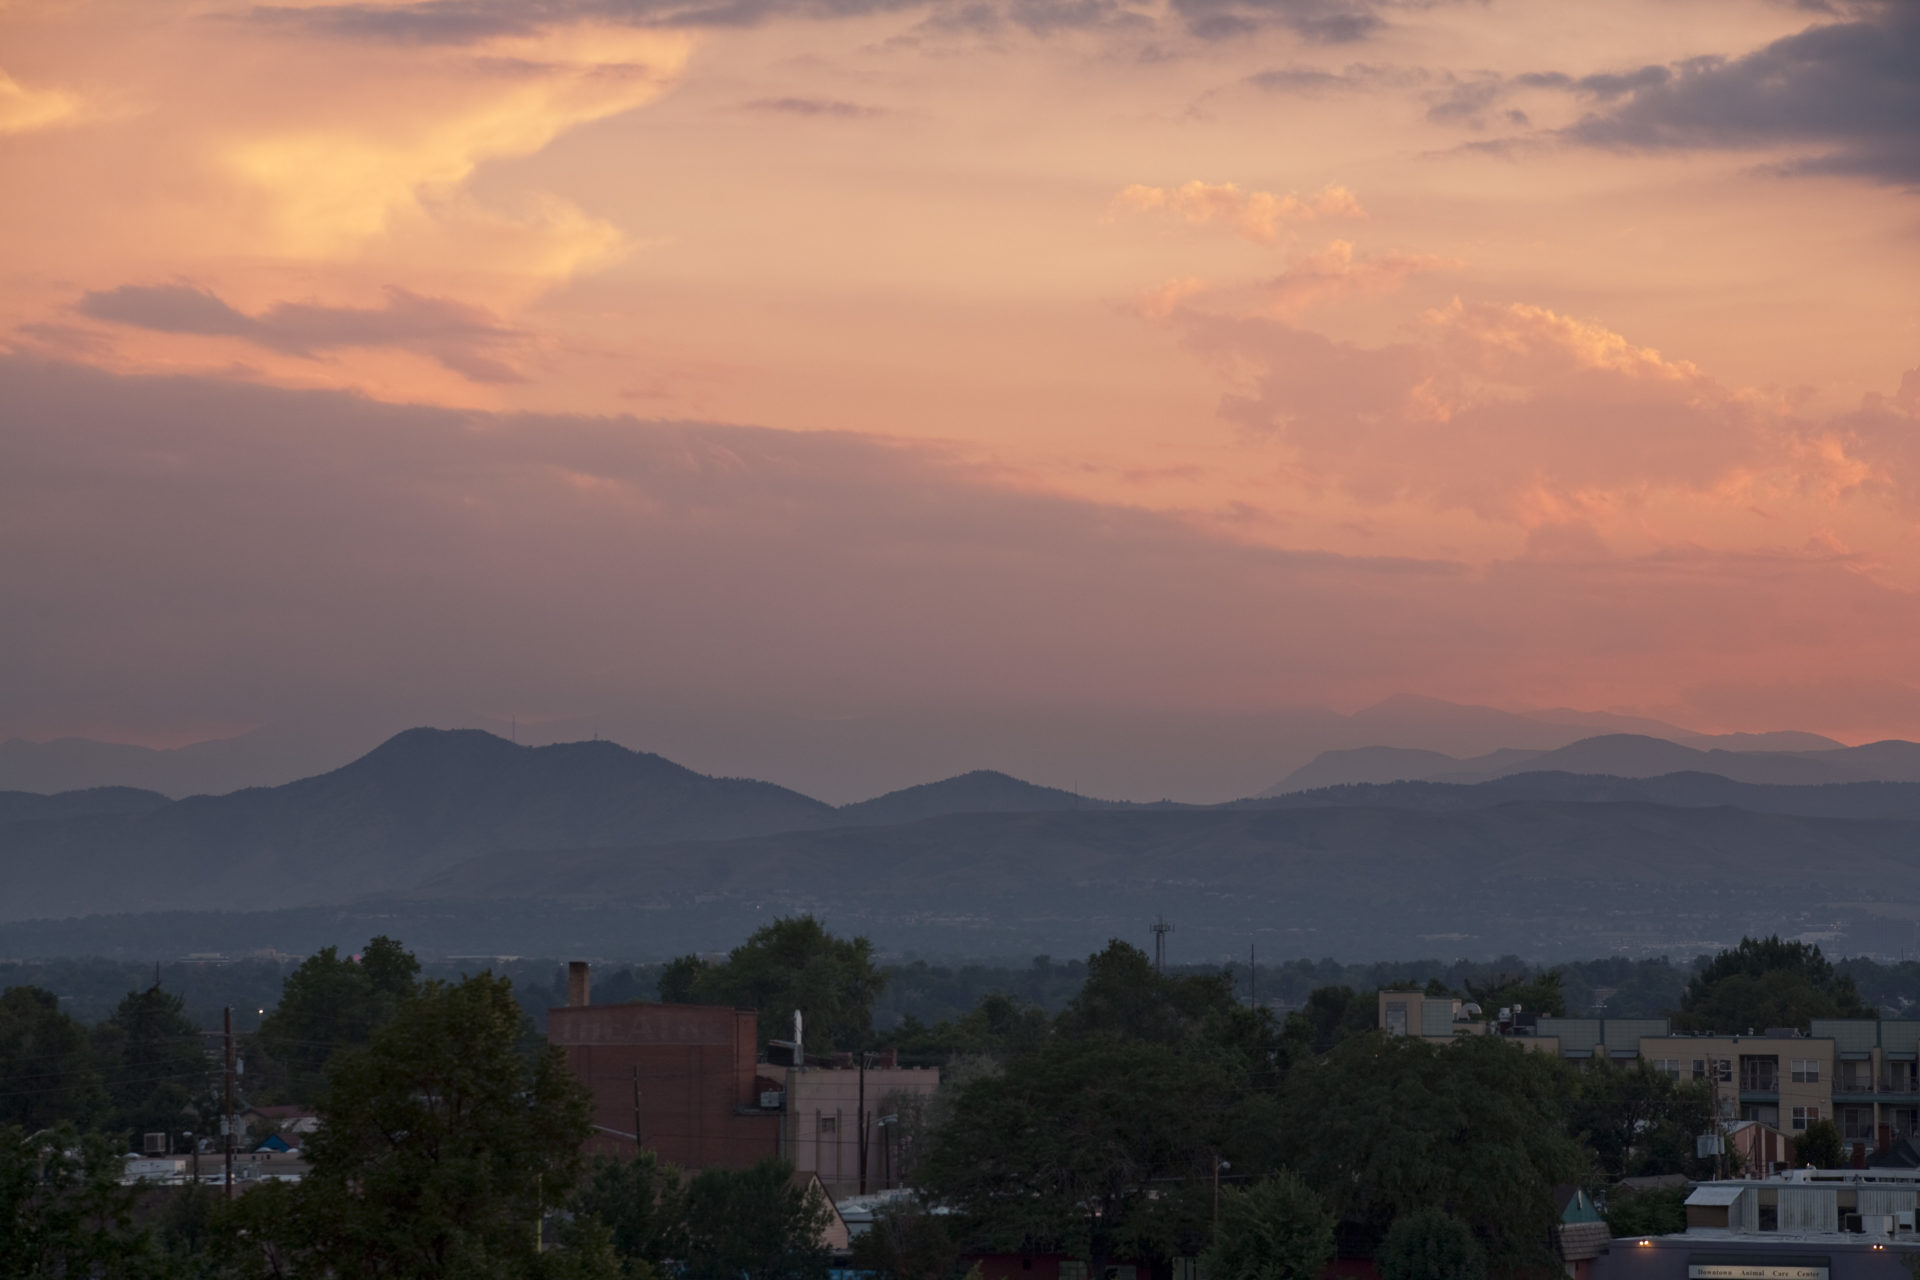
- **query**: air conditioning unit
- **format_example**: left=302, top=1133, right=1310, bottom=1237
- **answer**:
left=760, top=1090, right=785, bottom=1110
left=143, top=1132, right=169, bottom=1155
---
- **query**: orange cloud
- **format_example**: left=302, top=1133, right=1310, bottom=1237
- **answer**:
left=1133, top=275, right=1210, bottom=318
left=0, top=68, right=78, bottom=135
left=1194, top=299, right=1790, bottom=521
left=1111, top=181, right=1366, bottom=245
left=1261, top=240, right=1455, bottom=314
left=223, top=25, right=692, bottom=269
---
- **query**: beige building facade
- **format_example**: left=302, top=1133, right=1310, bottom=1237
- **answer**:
left=780, top=1062, right=939, bottom=1198
left=1376, top=992, right=1920, bottom=1156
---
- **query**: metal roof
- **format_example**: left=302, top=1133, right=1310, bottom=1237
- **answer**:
left=1688, top=1186, right=1748, bottom=1206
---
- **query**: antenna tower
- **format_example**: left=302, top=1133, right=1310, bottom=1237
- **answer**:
left=1151, top=916, right=1173, bottom=972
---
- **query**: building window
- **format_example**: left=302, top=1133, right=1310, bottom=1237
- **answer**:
left=1741, top=1056, right=1780, bottom=1093
left=1792, top=1106, right=1820, bottom=1130
left=1384, top=1001, right=1408, bottom=1036
left=1653, top=1059, right=1681, bottom=1079
left=817, top=1115, right=837, bottom=1135
left=1792, top=1059, right=1821, bottom=1084
left=1693, top=1059, right=1708, bottom=1080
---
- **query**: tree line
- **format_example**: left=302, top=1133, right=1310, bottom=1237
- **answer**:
left=0, top=922, right=1878, bottom=1278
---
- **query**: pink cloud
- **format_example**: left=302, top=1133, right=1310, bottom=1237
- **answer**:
left=1190, top=299, right=1790, bottom=519
left=1111, top=181, right=1367, bottom=246
left=1259, top=239, right=1456, bottom=315
left=6, top=355, right=1920, bottom=762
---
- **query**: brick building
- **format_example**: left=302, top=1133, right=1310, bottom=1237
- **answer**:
left=548, top=964, right=781, bottom=1168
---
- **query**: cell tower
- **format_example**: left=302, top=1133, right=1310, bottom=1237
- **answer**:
left=1151, top=916, right=1173, bottom=972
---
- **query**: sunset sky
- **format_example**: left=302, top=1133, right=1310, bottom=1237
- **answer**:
left=3, top=0, right=1917, bottom=796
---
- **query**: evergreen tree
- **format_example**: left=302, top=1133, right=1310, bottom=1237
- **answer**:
left=94, top=984, right=216, bottom=1147
left=0, top=986, right=106, bottom=1133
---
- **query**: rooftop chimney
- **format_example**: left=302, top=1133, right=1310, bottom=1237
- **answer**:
left=568, top=961, right=591, bottom=1008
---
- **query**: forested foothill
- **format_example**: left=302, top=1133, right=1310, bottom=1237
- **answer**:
left=0, top=924, right=1894, bottom=1277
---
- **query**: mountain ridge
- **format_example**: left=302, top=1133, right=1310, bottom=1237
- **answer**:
left=1264, top=732, right=1915, bottom=794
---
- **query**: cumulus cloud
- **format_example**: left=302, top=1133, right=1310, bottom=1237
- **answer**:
left=1258, top=240, right=1455, bottom=314
left=1111, top=181, right=1366, bottom=246
left=77, top=283, right=527, bottom=382
left=1132, top=275, right=1210, bottom=319
left=1552, top=4, right=1920, bottom=184
left=1188, top=299, right=1790, bottom=519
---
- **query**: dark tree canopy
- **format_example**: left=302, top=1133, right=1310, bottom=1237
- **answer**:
left=1282, top=1033, right=1587, bottom=1276
left=0, top=986, right=105, bottom=1133
left=1795, top=1118, right=1845, bottom=1169
left=1567, top=1060, right=1713, bottom=1181
left=255, top=935, right=420, bottom=1103
left=0, top=1124, right=159, bottom=1278
left=661, top=916, right=885, bottom=1052
left=916, top=1036, right=1234, bottom=1277
left=94, top=984, right=215, bottom=1145
left=1678, top=936, right=1869, bottom=1031
left=1377, top=1209, right=1486, bottom=1280
left=569, top=1151, right=686, bottom=1277
left=849, top=1200, right=960, bottom=1280
left=1200, top=1172, right=1335, bottom=1280
left=238, top=972, right=591, bottom=1279
left=679, top=1158, right=833, bottom=1280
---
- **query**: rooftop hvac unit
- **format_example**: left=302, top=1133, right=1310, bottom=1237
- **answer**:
left=143, top=1132, right=168, bottom=1155
left=760, top=1090, right=786, bottom=1110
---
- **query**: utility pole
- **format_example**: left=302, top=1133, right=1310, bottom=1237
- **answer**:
left=223, top=1006, right=234, bottom=1201
left=857, top=1051, right=870, bottom=1195
left=1152, top=917, right=1173, bottom=973
left=641, top=1066, right=656, bottom=1159
left=1249, top=944, right=1256, bottom=1009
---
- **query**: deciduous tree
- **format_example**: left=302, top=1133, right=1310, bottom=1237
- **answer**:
left=255, top=937, right=419, bottom=1103
left=1200, top=1172, right=1335, bottom=1280
left=1282, top=1033, right=1587, bottom=1276
left=662, top=917, right=884, bottom=1052
left=1377, top=1209, right=1485, bottom=1280
left=679, top=1158, right=832, bottom=1280
left=242, top=972, right=590, bottom=1279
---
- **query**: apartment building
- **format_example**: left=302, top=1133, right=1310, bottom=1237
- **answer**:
left=1375, top=992, right=1920, bottom=1154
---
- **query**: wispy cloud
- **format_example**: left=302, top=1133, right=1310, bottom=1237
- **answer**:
left=77, top=284, right=527, bottom=383
left=0, top=68, right=80, bottom=135
left=1110, top=181, right=1366, bottom=246
left=743, top=96, right=886, bottom=116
